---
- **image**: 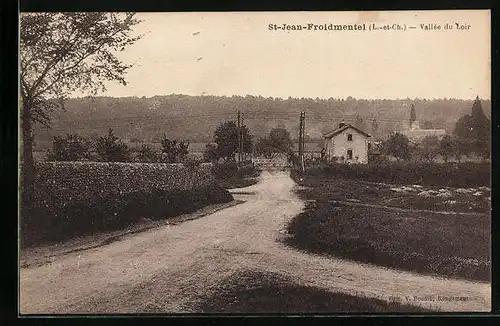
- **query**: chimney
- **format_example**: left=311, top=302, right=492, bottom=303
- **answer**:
left=339, top=121, right=346, bottom=128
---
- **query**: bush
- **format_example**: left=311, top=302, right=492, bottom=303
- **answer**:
left=95, top=128, right=130, bottom=162
left=136, top=144, right=160, bottom=163
left=304, top=161, right=490, bottom=187
left=212, top=162, right=239, bottom=180
left=160, top=134, right=189, bottom=163
left=211, top=162, right=261, bottom=180
left=47, top=134, right=91, bottom=161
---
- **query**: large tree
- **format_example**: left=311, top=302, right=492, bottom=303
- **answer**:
left=213, top=121, right=252, bottom=162
left=420, top=135, right=440, bottom=162
left=381, top=132, right=411, bottom=162
left=439, top=134, right=455, bottom=163
left=254, top=127, right=293, bottom=159
left=409, top=104, right=417, bottom=126
left=20, top=12, right=141, bottom=203
left=371, top=118, right=379, bottom=136
left=454, top=97, right=489, bottom=140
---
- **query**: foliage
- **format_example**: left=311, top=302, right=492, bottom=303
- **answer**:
left=420, top=135, right=440, bottom=162
left=203, top=143, right=219, bottom=163
left=254, top=127, right=293, bottom=158
left=213, top=121, right=252, bottom=162
left=34, top=96, right=491, bottom=145
left=410, top=104, right=416, bottom=125
left=452, top=137, right=470, bottom=162
left=20, top=12, right=142, bottom=202
left=211, top=162, right=239, bottom=180
left=453, top=96, right=490, bottom=159
left=254, top=137, right=275, bottom=159
left=183, top=156, right=203, bottom=170
left=95, top=128, right=130, bottom=162
left=47, top=133, right=90, bottom=161
left=22, top=161, right=226, bottom=247
left=211, top=161, right=261, bottom=189
left=136, top=144, right=159, bottom=163
left=439, top=134, right=455, bottom=162
left=160, top=134, right=189, bottom=163
left=371, top=118, right=379, bottom=136
left=380, top=132, right=411, bottom=161
left=302, top=161, right=490, bottom=188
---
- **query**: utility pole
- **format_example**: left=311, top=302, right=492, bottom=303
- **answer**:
left=301, top=112, right=305, bottom=172
left=240, top=111, right=245, bottom=163
left=298, top=111, right=305, bottom=172
left=237, top=110, right=241, bottom=166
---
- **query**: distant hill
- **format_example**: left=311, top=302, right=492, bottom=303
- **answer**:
left=34, top=94, right=491, bottom=145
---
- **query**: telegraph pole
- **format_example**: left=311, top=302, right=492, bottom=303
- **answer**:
left=237, top=110, right=241, bottom=166
left=301, top=112, right=305, bottom=172
left=240, top=111, right=245, bottom=163
left=298, top=111, right=305, bottom=172
left=298, top=112, right=303, bottom=158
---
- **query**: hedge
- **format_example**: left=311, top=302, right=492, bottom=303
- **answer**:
left=302, top=161, right=490, bottom=187
left=21, top=161, right=232, bottom=247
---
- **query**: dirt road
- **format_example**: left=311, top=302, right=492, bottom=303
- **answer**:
left=20, top=170, right=491, bottom=313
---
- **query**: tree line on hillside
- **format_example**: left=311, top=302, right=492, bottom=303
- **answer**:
left=34, top=95, right=492, bottom=143
left=48, top=96, right=491, bottom=165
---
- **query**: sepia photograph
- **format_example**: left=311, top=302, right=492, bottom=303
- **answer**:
left=19, top=10, right=491, bottom=314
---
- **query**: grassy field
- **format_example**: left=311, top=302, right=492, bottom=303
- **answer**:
left=296, top=176, right=490, bottom=214
left=287, top=174, right=490, bottom=282
left=196, top=270, right=431, bottom=313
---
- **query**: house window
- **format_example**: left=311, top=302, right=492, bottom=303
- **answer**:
left=347, top=149, right=353, bottom=160
left=347, top=134, right=353, bottom=141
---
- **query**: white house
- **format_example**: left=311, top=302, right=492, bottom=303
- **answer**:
left=323, top=122, right=371, bottom=164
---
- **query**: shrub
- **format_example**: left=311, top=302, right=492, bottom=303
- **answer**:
left=47, top=134, right=91, bottom=161
left=304, top=161, right=490, bottom=187
left=160, top=134, right=189, bottom=163
left=136, top=144, right=160, bottom=163
left=212, top=162, right=239, bottom=180
left=204, top=143, right=219, bottom=163
left=94, top=128, right=130, bottom=162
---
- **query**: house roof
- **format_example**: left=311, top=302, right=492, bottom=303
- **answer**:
left=323, top=124, right=371, bottom=139
left=399, top=129, right=446, bottom=141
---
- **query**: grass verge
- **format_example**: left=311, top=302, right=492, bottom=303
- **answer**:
left=196, top=270, right=431, bottom=313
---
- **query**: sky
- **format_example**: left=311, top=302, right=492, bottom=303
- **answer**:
left=76, top=10, right=491, bottom=100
